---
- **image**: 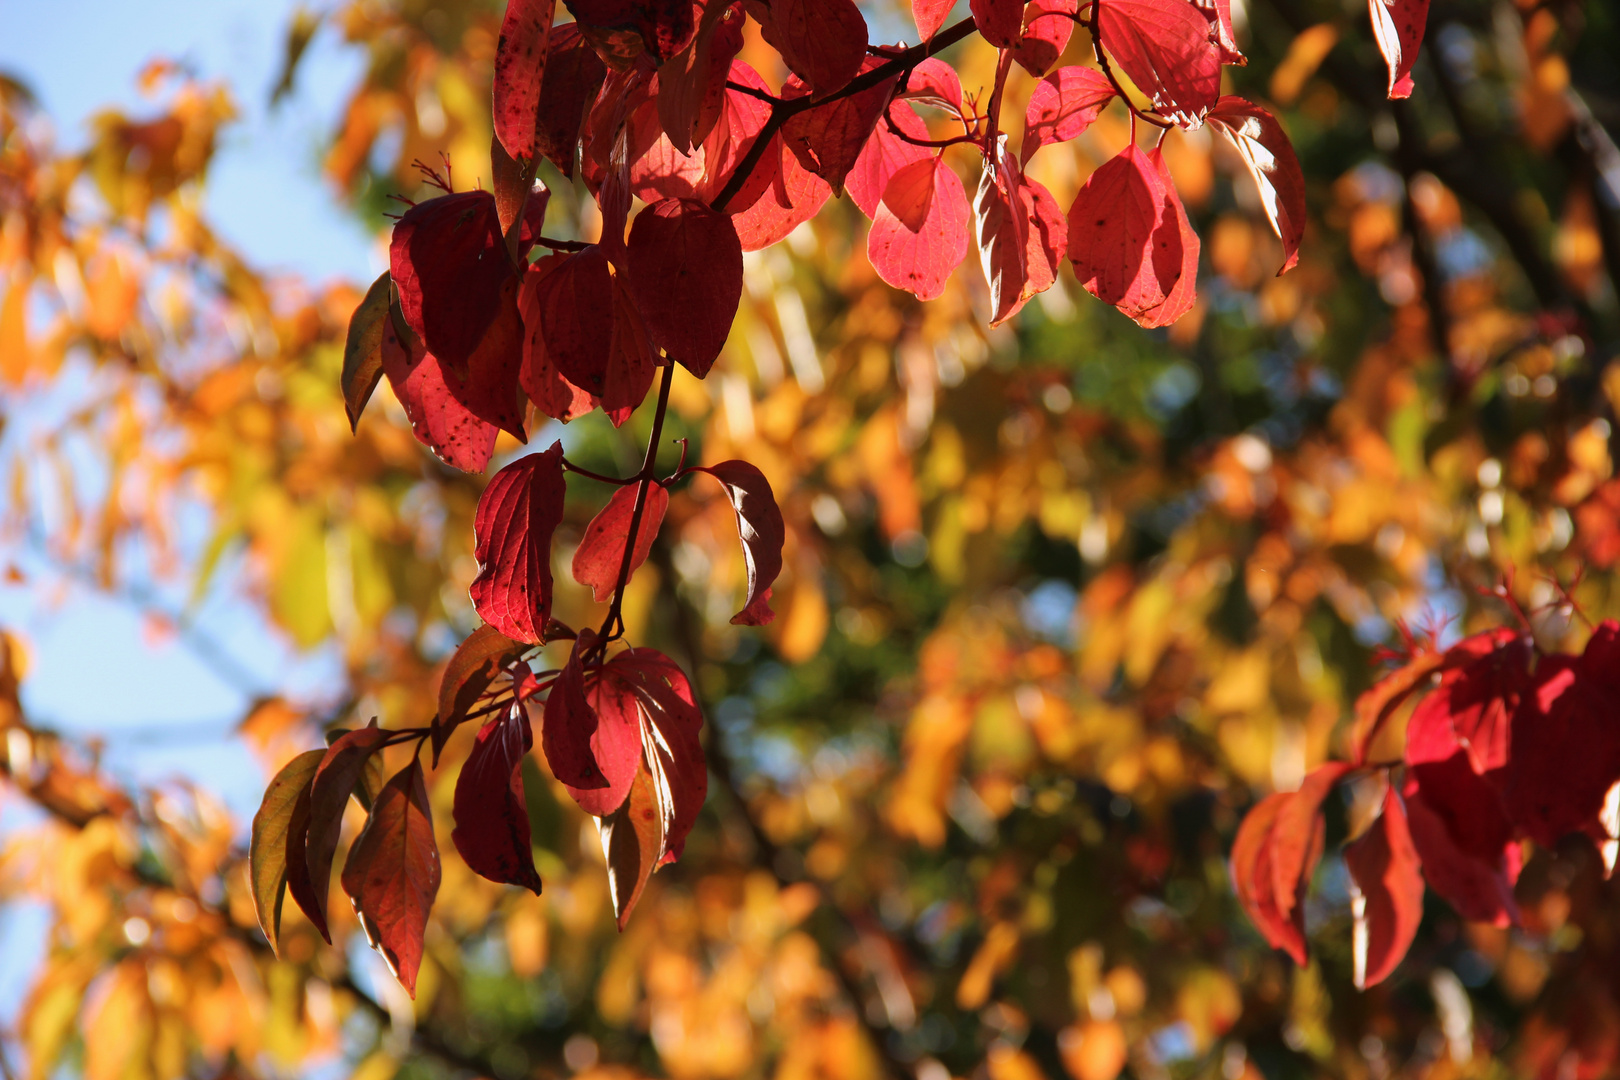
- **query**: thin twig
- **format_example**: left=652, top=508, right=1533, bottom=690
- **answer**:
left=1086, top=2, right=1173, bottom=131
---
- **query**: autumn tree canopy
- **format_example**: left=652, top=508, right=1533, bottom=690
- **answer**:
left=2, top=1, right=1620, bottom=1079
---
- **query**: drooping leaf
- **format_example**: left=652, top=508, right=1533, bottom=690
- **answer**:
left=1194, top=0, right=1244, bottom=65
left=1368, top=0, right=1430, bottom=99
left=1403, top=758, right=1519, bottom=926
left=469, top=443, right=567, bottom=645
left=780, top=59, right=902, bottom=193
left=1229, top=791, right=1306, bottom=962
left=250, top=748, right=326, bottom=956
left=974, top=139, right=1067, bottom=325
left=602, top=272, right=657, bottom=425
left=518, top=253, right=599, bottom=423
left=602, top=648, right=706, bottom=865
left=1022, top=67, right=1115, bottom=163
left=901, top=57, right=963, bottom=113
left=1343, top=785, right=1425, bottom=989
left=655, top=0, right=743, bottom=154
left=1010, top=0, right=1079, bottom=76
left=1094, top=0, right=1221, bottom=128
left=694, top=60, right=777, bottom=212
left=452, top=701, right=543, bottom=893
left=528, top=244, right=615, bottom=395
left=301, top=721, right=388, bottom=939
left=434, top=624, right=528, bottom=764
left=341, top=760, right=441, bottom=997
left=599, top=761, right=664, bottom=928
left=493, top=0, right=557, bottom=162
left=625, top=197, right=743, bottom=378
left=970, top=0, right=1026, bottom=46
left=389, top=190, right=512, bottom=374
left=441, top=273, right=528, bottom=442
left=380, top=307, right=500, bottom=472
left=912, top=0, right=956, bottom=41
left=542, top=630, right=641, bottom=815
left=572, top=482, right=670, bottom=603
left=536, top=23, right=608, bottom=176
left=755, top=0, right=868, bottom=94
left=692, top=461, right=785, bottom=625
left=1133, top=146, right=1199, bottom=328
left=1268, top=763, right=1350, bottom=929
left=869, top=156, right=971, bottom=302
left=1066, top=144, right=1181, bottom=318
left=1405, top=630, right=1528, bottom=776
left=1207, top=97, right=1307, bottom=274
left=491, top=137, right=552, bottom=243
left=341, top=271, right=392, bottom=432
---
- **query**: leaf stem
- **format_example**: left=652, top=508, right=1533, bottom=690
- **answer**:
left=1085, top=1, right=1174, bottom=131
left=596, top=362, right=676, bottom=648
left=562, top=457, right=637, bottom=485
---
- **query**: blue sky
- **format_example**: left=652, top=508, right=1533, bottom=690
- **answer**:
left=0, top=0, right=391, bottom=1020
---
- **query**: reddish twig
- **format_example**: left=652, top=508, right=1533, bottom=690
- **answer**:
left=562, top=457, right=636, bottom=485
left=1085, top=1, right=1173, bottom=131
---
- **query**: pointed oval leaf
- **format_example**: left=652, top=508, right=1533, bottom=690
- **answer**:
left=732, top=135, right=833, bottom=250
left=846, top=101, right=932, bottom=220
left=599, top=761, right=664, bottom=928
left=757, top=0, right=867, bottom=94
left=434, top=624, right=528, bottom=764
left=389, top=190, right=511, bottom=373
left=341, top=760, right=441, bottom=997
left=912, top=0, right=956, bottom=41
left=1403, top=761, right=1519, bottom=926
left=531, top=245, right=615, bottom=396
left=302, top=721, right=389, bottom=938
left=1066, top=144, right=1180, bottom=317
left=780, top=60, right=902, bottom=194
left=654, top=0, right=742, bottom=154
left=470, top=442, right=567, bottom=645
left=1207, top=97, right=1307, bottom=275
left=493, top=0, right=558, bottom=161
left=693, top=460, right=785, bottom=625
left=605, top=648, right=706, bottom=864
left=1369, top=0, right=1430, bottom=99
left=380, top=305, right=499, bottom=472
left=341, top=271, right=393, bottom=432
left=869, top=156, right=971, bottom=302
left=572, top=482, right=670, bottom=603
left=625, top=197, right=743, bottom=378
left=1268, top=762, right=1351, bottom=926
left=1344, top=785, right=1425, bottom=989
left=970, top=0, right=1026, bottom=47
left=452, top=701, right=543, bottom=893
left=250, top=748, right=327, bottom=957
left=1230, top=791, right=1306, bottom=962
left=518, top=254, right=599, bottom=423
left=541, top=630, right=641, bottom=815
left=1133, top=146, right=1200, bottom=328
left=1011, top=0, right=1079, bottom=76
left=536, top=23, right=608, bottom=176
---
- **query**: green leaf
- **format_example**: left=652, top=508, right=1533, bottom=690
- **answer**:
left=249, top=748, right=326, bottom=956
left=341, top=270, right=392, bottom=432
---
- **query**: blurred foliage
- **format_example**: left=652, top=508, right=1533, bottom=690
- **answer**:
left=3, top=2, right=1620, bottom=1080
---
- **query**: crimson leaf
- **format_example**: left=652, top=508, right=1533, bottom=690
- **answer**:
left=692, top=460, right=785, bottom=625
left=341, top=760, right=441, bottom=997
left=470, top=442, right=567, bottom=645
left=452, top=701, right=543, bottom=893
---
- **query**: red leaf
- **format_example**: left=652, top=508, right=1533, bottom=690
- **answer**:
left=655, top=0, right=744, bottom=154
left=625, top=197, right=743, bottom=378
left=530, top=244, right=615, bottom=395
left=731, top=136, right=832, bottom=251
left=518, top=255, right=600, bottom=422
left=1010, top=0, right=1080, bottom=76
left=781, top=59, right=902, bottom=193
left=442, top=275, right=528, bottom=442
left=452, top=701, right=543, bottom=893
left=434, top=624, right=528, bottom=765
left=341, top=760, right=441, bottom=997
left=1022, top=66, right=1114, bottom=163
left=846, top=98, right=932, bottom=220
left=469, top=443, right=567, bottom=645
left=494, top=0, right=558, bottom=161
left=692, top=461, right=785, bottom=625
left=755, top=0, right=867, bottom=94
left=536, top=24, right=608, bottom=177
left=1403, top=760, right=1519, bottom=926
left=971, top=143, right=1066, bottom=323
left=1133, top=146, right=1199, bottom=329
left=912, top=0, right=955, bottom=41
left=603, top=648, right=706, bottom=865
left=1369, top=0, right=1430, bottom=99
left=1347, top=649, right=1447, bottom=763
left=902, top=58, right=963, bottom=112
left=301, top=721, right=389, bottom=940
left=572, top=482, right=670, bottom=603
left=1193, top=0, right=1244, bottom=65
left=971, top=0, right=1026, bottom=47
left=389, top=190, right=511, bottom=374
left=695, top=61, right=778, bottom=212
left=1207, top=97, right=1307, bottom=274
left=869, top=156, right=971, bottom=302
left=381, top=310, right=499, bottom=471
left=1343, top=785, right=1425, bottom=989
left=1230, top=792, right=1306, bottom=962
left=1020, top=173, right=1068, bottom=298
left=542, top=630, right=641, bottom=815
left=602, top=273, right=657, bottom=424
left=1268, top=762, right=1351, bottom=929
left=1504, top=621, right=1620, bottom=848
left=1094, top=0, right=1220, bottom=128
left=1405, top=630, right=1528, bottom=776
left=1066, top=144, right=1181, bottom=318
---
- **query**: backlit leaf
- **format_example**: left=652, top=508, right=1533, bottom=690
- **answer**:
left=1369, top=0, right=1430, bottom=99
left=572, top=482, right=670, bottom=603
left=1344, top=785, right=1425, bottom=989
left=1207, top=97, right=1306, bottom=274
left=389, top=190, right=512, bottom=374
left=1010, top=0, right=1079, bottom=76
left=341, top=271, right=391, bottom=432
left=493, top=0, right=557, bottom=162
left=536, top=24, right=608, bottom=177
left=1094, top=0, right=1220, bottom=128
left=912, top=0, right=955, bottom=41
left=869, top=156, right=971, bottom=302
left=970, top=0, right=1026, bottom=47
left=692, top=460, right=785, bottom=625
left=434, top=624, right=528, bottom=765
left=469, top=443, right=567, bottom=645
left=599, top=761, right=664, bottom=928
left=1023, top=67, right=1114, bottom=163
left=341, top=760, right=440, bottom=996
left=780, top=59, right=902, bottom=194
left=452, top=700, right=543, bottom=893
left=250, top=748, right=325, bottom=956
left=755, top=0, right=867, bottom=95
left=380, top=309, right=500, bottom=472
left=302, top=721, right=388, bottom=939
left=625, top=197, right=743, bottom=378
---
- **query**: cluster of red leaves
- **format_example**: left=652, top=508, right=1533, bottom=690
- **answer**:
left=1233, top=621, right=1620, bottom=988
left=312, top=0, right=1438, bottom=995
